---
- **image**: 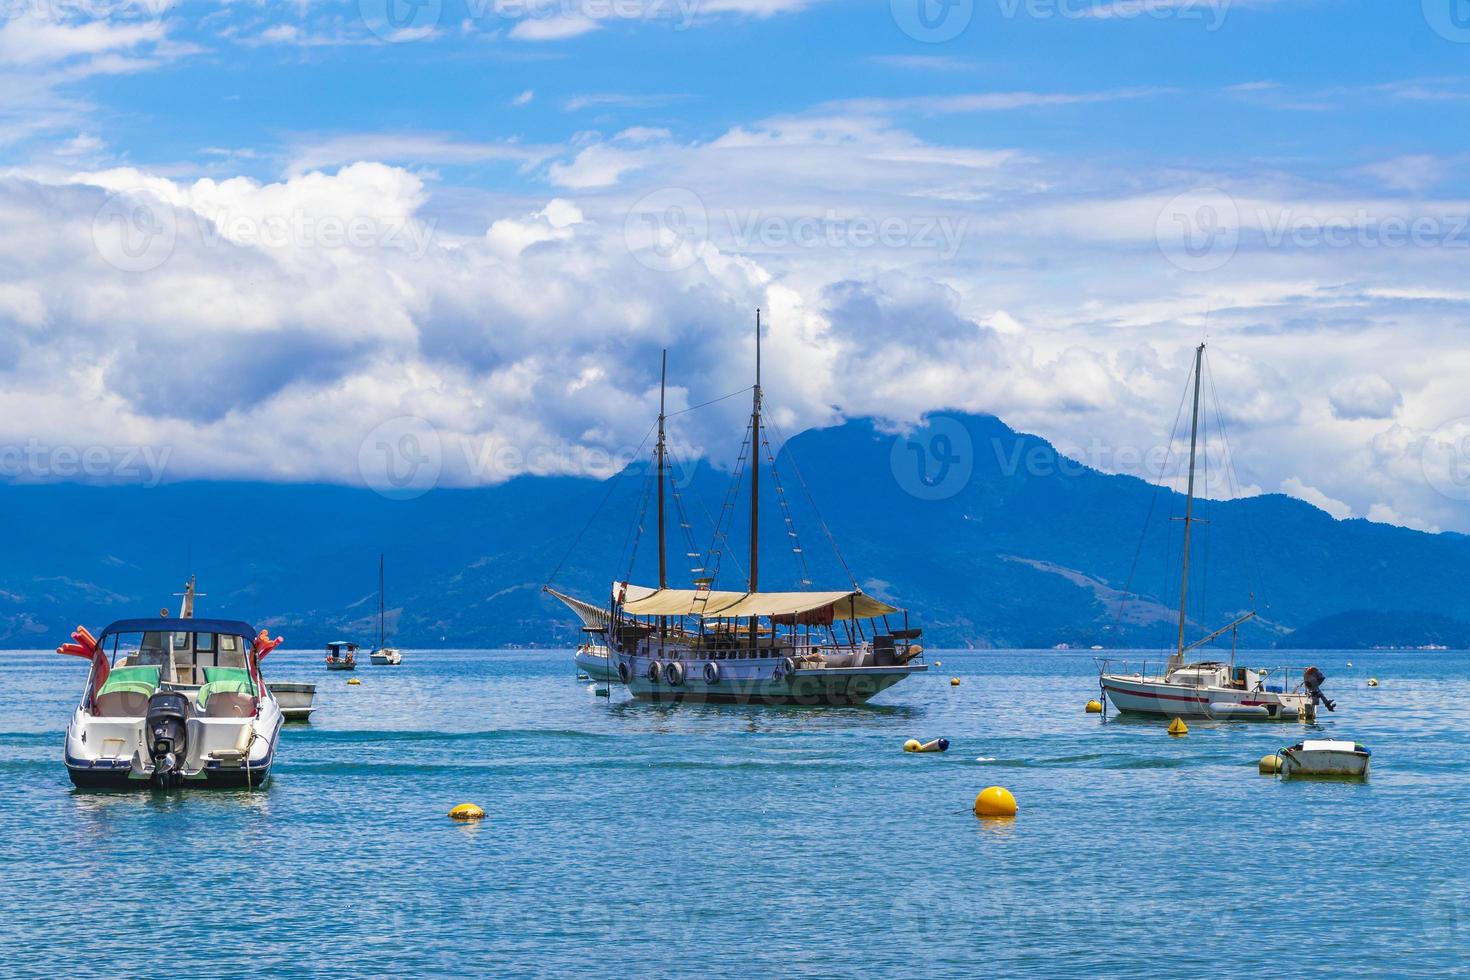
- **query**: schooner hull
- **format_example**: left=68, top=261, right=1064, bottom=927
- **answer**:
left=1101, top=674, right=1314, bottom=721
left=619, top=656, right=926, bottom=705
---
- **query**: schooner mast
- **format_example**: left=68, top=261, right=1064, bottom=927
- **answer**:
left=657, top=350, right=668, bottom=591
left=748, top=310, right=762, bottom=651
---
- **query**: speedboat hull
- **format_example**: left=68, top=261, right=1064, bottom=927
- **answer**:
left=1101, top=673, right=1314, bottom=721
left=64, top=703, right=282, bottom=790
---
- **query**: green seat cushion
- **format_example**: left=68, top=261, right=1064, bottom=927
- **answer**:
left=96, top=680, right=156, bottom=700
left=98, top=665, right=161, bottom=698
left=202, top=667, right=256, bottom=695
left=198, top=680, right=254, bottom=709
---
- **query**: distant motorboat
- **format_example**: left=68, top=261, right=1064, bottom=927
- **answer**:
left=268, top=681, right=317, bottom=721
left=325, top=640, right=358, bottom=671
left=369, top=553, right=403, bottom=666
left=1097, top=344, right=1324, bottom=723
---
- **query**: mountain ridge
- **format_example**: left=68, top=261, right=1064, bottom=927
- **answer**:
left=2, top=412, right=1466, bottom=651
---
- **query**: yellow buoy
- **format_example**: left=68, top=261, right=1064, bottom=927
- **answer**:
left=448, top=803, right=486, bottom=821
left=950, top=677, right=961, bottom=687
left=903, top=738, right=922, bottom=752
left=1085, top=699, right=1103, bottom=713
left=1167, top=717, right=1188, bottom=737
left=1258, top=754, right=1283, bottom=775
left=974, top=786, right=1018, bottom=818
left=347, top=678, right=361, bottom=686
left=1368, top=678, right=1379, bottom=687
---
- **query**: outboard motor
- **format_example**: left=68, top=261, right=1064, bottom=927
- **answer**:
left=1303, top=666, right=1336, bottom=712
left=145, top=691, right=190, bottom=787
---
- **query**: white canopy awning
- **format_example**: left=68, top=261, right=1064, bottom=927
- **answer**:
left=613, top=582, right=899, bottom=621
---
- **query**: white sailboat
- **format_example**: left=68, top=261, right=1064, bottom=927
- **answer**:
left=1097, top=344, right=1328, bottom=722
left=549, top=317, right=927, bottom=705
left=370, top=554, right=402, bottom=665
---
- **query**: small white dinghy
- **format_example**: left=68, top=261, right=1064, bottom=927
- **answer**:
left=267, top=681, right=317, bottom=721
left=1280, top=739, right=1370, bottom=779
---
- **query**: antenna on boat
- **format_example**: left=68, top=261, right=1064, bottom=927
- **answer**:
left=1172, top=342, right=1206, bottom=669
left=174, top=574, right=201, bottom=619
left=657, top=350, right=668, bottom=591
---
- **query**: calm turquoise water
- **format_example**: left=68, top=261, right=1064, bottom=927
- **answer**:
left=2, top=648, right=1466, bottom=977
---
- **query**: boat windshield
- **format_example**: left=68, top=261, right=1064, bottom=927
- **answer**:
left=108, top=630, right=249, bottom=686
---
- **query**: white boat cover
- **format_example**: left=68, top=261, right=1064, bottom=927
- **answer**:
left=612, top=582, right=899, bottom=621
left=1300, top=740, right=1361, bottom=753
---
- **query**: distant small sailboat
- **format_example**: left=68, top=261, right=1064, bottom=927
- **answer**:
left=1097, top=344, right=1326, bottom=722
left=369, top=554, right=402, bottom=666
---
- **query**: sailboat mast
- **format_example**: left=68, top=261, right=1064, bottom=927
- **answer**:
left=657, top=350, right=668, bottom=591
left=1174, top=343, right=1206, bottom=663
left=379, top=553, right=385, bottom=648
left=749, top=310, right=761, bottom=593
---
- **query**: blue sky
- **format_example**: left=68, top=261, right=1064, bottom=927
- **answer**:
left=3, top=0, right=1470, bottom=533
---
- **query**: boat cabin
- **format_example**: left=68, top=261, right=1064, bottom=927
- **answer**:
left=88, top=618, right=262, bottom=719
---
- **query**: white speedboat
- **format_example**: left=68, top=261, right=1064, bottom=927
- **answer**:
left=60, top=604, right=285, bottom=789
left=1098, top=343, right=1330, bottom=723
left=548, top=320, right=927, bottom=705
left=1279, top=739, right=1370, bottom=779
left=369, top=553, right=403, bottom=666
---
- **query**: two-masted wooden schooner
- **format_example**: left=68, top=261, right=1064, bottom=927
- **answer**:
left=548, top=314, right=927, bottom=704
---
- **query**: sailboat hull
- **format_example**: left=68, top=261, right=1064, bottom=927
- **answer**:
left=1101, top=674, right=1314, bottom=721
